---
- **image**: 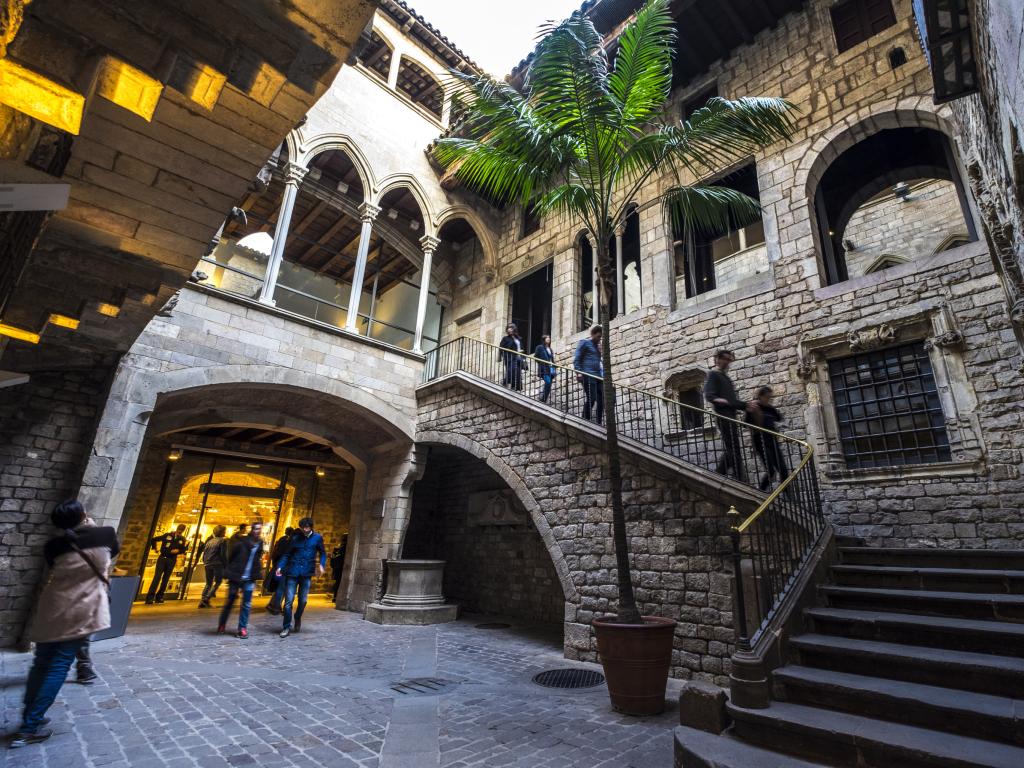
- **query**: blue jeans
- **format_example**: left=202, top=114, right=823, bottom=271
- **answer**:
left=22, top=638, right=86, bottom=733
left=267, top=573, right=287, bottom=612
left=282, top=576, right=311, bottom=629
left=218, top=580, right=255, bottom=630
left=540, top=373, right=553, bottom=402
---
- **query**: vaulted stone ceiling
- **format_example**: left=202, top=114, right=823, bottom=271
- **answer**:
left=0, top=0, right=376, bottom=371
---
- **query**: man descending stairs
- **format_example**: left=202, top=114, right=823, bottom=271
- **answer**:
left=676, top=543, right=1024, bottom=768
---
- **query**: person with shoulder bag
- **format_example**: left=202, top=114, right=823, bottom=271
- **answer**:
left=10, top=500, right=120, bottom=749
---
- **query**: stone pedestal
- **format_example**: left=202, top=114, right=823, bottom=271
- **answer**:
left=364, top=559, right=458, bottom=625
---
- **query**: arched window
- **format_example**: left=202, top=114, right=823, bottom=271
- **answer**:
left=396, top=57, right=443, bottom=118
left=358, top=30, right=393, bottom=82
left=813, top=126, right=978, bottom=285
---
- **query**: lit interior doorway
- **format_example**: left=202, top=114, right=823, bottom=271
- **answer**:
left=136, top=451, right=329, bottom=602
left=509, top=263, right=552, bottom=352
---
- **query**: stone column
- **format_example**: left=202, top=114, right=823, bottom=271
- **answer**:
left=413, top=235, right=441, bottom=354
left=614, top=223, right=625, bottom=316
left=587, top=234, right=598, bottom=327
left=345, top=202, right=381, bottom=332
left=259, top=162, right=307, bottom=306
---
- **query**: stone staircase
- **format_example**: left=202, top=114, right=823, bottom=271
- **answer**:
left=676, top=544, right=1024, bottom=768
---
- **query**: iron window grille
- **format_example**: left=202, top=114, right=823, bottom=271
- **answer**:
left=829, top=342, right=951, bottom=469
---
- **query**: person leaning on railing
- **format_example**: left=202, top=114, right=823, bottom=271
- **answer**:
left=703, top=350, right=751, bottom=483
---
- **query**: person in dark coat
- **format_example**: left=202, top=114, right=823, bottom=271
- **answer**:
left=144, top=523, right=187, bottom=604
left=534, top=335, right=556, bottom=403
left=217, top=521, right=264, bottom=639
left=703, top=350, right=751, bottom=482
left=499, top=323, right=527, bottom=391
left=329, top=535, right=348, bottom=600
left=573, top=325, right=604, bottom=423
left=264, top=527, right=294, bottom=615
left=747, top=386, right=789, bottom=490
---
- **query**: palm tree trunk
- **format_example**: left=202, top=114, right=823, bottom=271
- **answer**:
left=595, top=241, right=642, bottom=625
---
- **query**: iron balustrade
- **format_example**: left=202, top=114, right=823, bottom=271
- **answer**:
left=423, top=336, right=826, bottom=649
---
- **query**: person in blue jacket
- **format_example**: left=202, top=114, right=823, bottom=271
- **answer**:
left=573, top=325, right=604, bottom=424
left=533, top=335, right=556, bottom=403
left=275, top=517, right=326, bottom=638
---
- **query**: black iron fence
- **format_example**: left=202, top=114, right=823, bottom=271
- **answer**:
left=423, top=336, right=826, bottom=648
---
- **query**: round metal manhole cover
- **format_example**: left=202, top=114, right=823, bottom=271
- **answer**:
left=389, top=678, right=457, bottom=697
left=475, top=622, right=512, bottom=629
left=532, top=668, right=605, bottom=689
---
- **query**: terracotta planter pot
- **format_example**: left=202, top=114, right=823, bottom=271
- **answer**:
left=592, top=615, right=677, bottom=715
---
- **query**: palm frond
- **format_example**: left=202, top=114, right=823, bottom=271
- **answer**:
left=607, top=0, right=676, bottom=129
left=669, top=96, right=797, bottom=175
left=663, top=184, right=763, bottom=236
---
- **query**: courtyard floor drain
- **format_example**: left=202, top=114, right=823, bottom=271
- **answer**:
left=532, top=668, right=605, bottom=689
left=475, top=622, right=512, bottom=629
left=389, top=678, right=456, bottom=696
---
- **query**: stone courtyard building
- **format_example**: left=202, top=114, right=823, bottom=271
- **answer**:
left=3, top=2, right=1024, bottom=758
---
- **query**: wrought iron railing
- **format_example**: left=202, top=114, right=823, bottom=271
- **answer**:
left=423, top=336, right=826, bottom=647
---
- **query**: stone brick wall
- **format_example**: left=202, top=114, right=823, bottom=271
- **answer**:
left=417, top=382, right=736, bottom=685
left=843, top=179, right=967, bottom=277
left=404, top=447, right=564, bottom=624
left=946, top=0, right=1024, bottom=363
left=0, top=369, right=111, bottom=646
left=436, top=0, right=1024, bottom=549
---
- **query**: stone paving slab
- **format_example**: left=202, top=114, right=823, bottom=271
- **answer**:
left=2, top=598, right=680, bottom=767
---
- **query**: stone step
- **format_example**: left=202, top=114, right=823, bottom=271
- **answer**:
left=728, top=700, right=1024, bottom=768
left=804, top=606, right=1024, bottom=655
left=838, top=547, right=1024, bottom=570
left=821, top=585, right=1024, bottom=622
left=830, top=564, right=1024, bottom=594
left=673, top=725, right=828, bottom=768
left=772, top=665, right=1024, bottom=746
left=790, top=632, right=1024, bottom=697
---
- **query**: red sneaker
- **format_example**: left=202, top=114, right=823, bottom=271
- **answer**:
left=216, top=624, right=226, bottom=634
left=236, top=628, right=248, bottom=639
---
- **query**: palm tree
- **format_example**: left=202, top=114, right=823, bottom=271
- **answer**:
left=435, top=0, right=795, bottom=624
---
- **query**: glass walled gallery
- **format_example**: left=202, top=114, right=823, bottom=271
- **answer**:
left=197, top=150, right=464, bottom=353
left=134, top=450, right=346, bottom=602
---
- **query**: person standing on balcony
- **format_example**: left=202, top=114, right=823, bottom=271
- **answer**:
left=534, top=335, right=556, bottom=403
left=499, top=323, right=526, bottom=391
left=276, top=517, right=326, bottom=638
left=704, top=350, right=749, bottom=482
left=144, top=523, right=188, bottom=604
left=574, top=325, right=604, bottom=424
left=748, top=385, right=789, bottom=491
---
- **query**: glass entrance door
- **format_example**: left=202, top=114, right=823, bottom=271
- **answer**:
left=137, top=452, right=319, bottom=602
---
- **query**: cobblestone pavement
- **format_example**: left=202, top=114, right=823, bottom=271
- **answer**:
left=1, top=598, right=681, bottom=767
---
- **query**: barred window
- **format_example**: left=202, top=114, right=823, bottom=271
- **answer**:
left=829, top=342, right=951, bottom=468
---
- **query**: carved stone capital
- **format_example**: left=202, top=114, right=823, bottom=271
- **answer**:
left=923, top=330, right=965, bottom=351
left=282, top=162, right=308, bottom=186
left=1010, top=298, right=1024, bottom=327
left=358, top=202, right=381, bottom=224
left=419, top=234, right=441, bottom=254
left=795, top=352, right=819, bottom=381
left=481, top=264, right=498, bottom=282
left=847, top=322, right=896, bottom=352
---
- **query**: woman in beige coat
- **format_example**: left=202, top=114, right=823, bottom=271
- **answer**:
left=10, top=500, right=120, bottom=749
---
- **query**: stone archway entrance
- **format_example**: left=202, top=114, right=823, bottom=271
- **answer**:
left=402, top=445, right=567, bottom=629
